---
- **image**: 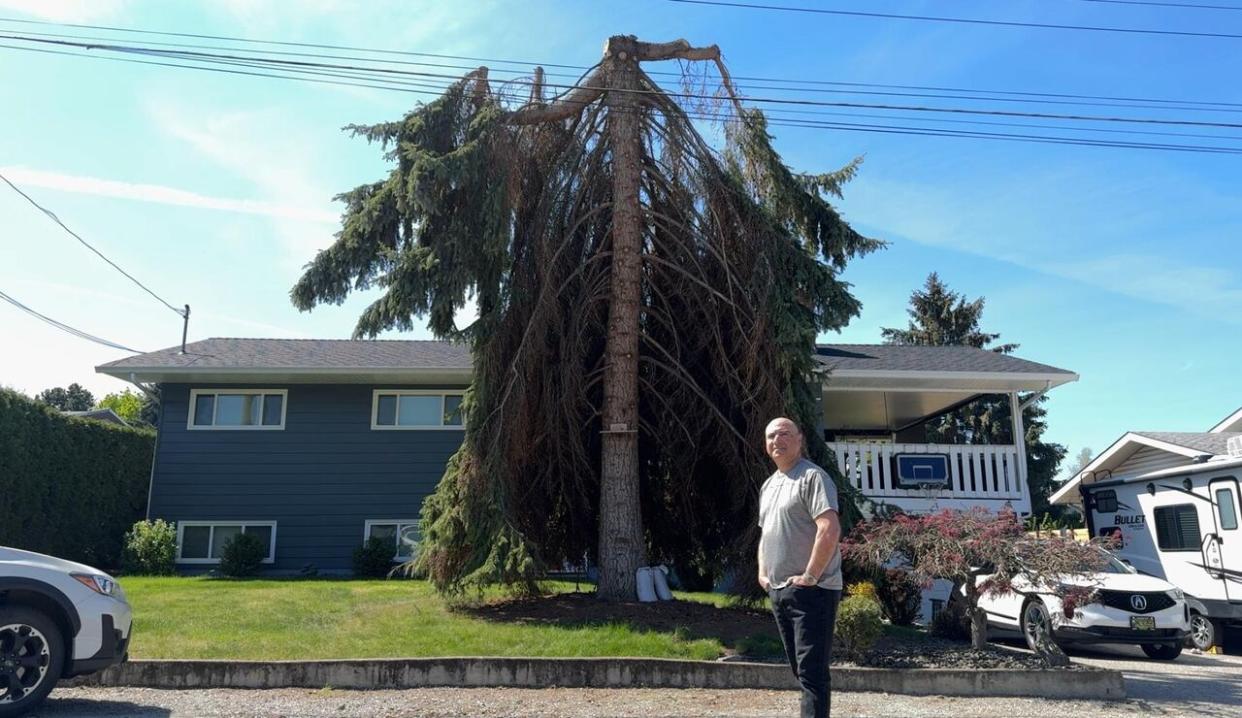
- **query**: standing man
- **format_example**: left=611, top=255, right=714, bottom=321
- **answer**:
left=758, top=417, right=842, bottom=718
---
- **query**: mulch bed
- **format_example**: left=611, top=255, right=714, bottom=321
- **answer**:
left=462, top=592, right=1081, bottom=670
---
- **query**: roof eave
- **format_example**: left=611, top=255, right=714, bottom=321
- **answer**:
left=95, top=365, right=474, bottom=385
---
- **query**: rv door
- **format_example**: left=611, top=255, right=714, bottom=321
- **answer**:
left=1208, top=477, right=1240, bottom=601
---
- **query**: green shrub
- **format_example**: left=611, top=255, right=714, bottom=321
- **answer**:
left=929, top=592, right=971, bottom=641
left=352, top=536, right=395, bottom=578
left=835, top=594, right=883, bottom=659
left=876, top=569, right=922, bottom=627
left=120, top=520, right=177, bottom=575
left=0, top=389, right=153, bottom=569
left=218, top=533, right=265, bottom=577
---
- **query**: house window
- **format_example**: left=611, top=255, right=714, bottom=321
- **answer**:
left=1216, top=489, right=1238, bottom=531
left=1093, top=490, right=1118, bottom=513
left=371, top=391, right=464, bottom=429
left=189, top=390, right=286, bottom=429
left=177, top=522, right=276, bottom=564
left=1154, top=505, right=1201, bottom=552
left=364, top=520, right=421, bottom=560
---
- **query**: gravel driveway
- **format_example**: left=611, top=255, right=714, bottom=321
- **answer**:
left=29, top=647, right=1242, bottom=717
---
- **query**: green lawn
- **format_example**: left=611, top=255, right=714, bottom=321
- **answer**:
left=121, top=578, right=760, bottom=661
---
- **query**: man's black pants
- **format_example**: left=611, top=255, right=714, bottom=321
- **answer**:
left=770, top=585, right=841, bottom=718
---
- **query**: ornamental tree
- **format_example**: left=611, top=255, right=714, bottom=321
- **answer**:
left=844, top=508, right=1108, bottom=657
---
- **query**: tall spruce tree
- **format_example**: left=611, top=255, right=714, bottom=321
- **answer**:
left=291, top=36, right=882, bottom=599
left=882, top=273, right=1066, bottom=514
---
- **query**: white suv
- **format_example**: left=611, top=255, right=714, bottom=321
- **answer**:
left=977, top=547, right=1190, bottom=660
left=0, top=547, right=133, bottom=717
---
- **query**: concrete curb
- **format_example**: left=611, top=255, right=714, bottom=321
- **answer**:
left=69, top=658, right=1126, bottom=699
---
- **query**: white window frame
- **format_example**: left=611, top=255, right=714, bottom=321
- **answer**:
left=363, top=519, right=421, bottom=560
left=370, top=390, right=465, bottom=430
left=187, top=389, right=288, bottom=430
left=176, top=521, right=278, bottom=564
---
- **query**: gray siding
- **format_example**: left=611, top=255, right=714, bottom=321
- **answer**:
left=150, top=383, right=464, bottom=572
left=1112, top=446, right=1191, bottom=480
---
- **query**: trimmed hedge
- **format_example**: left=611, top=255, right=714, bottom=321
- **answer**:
left=0, top=388, right=154, bottom=569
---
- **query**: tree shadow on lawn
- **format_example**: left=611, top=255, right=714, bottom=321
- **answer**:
left=459, top=592, right=783, bottom=658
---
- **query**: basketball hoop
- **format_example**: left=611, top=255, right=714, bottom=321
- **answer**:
left=917, top=481, right=945, bottom=512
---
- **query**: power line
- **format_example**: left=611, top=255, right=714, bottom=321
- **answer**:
left=8, top=34, right=1242, bottom=131
left=0, top=170, right=185, bottom=317
left=1076, top=0, right=1242, bottom=10
left=6, top=19, right=1242, bottom=111
left=5, top=36, right=1242, bottom=155
left=4, top=41, right=1242, bottom=155
left=667, top=0, right=1242, bottom=39
left=0, top=287, right=145, bottom=353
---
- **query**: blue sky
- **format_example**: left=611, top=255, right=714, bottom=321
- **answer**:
left=0, top=0, right=1238, bottom=477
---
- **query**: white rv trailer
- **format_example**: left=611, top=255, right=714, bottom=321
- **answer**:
left=1054, top=424, right=1242, bottom=651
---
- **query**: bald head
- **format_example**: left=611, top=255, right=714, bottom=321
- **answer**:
left=764, top=417, right=803, bottom=471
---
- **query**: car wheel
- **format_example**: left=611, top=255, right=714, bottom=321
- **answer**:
left=0, top=607, right=65, bottom=718
left=1141, top=642, right=1183, bottom=661
left=1187, top=613, right=1220, bottom=651
left=1021, top=599, right=1056, bottom=654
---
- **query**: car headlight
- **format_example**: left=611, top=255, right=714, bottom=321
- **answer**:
left=1168, top=588, right=1185, bottom=601
left=71, top=573, right=120, bottom=597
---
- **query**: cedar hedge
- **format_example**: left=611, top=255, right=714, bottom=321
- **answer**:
left=0, top=388, right=154, bottom=569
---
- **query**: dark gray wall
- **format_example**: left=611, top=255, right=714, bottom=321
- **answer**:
left=150, top=383, right=464, bottom=572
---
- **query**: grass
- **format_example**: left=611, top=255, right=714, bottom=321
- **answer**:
left=121, top=577, right=739, bottom=661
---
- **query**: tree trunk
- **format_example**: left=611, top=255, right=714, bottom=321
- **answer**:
left=969, top=605, right=989, bottom=650
left=964, top=580, right=988, bottom=650
left=595, top=35, right=647, bottom=601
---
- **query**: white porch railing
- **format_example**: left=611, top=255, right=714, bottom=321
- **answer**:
left=826, top=442, right=1031, bottom=514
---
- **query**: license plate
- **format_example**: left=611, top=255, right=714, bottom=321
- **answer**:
left=1131, top=616, right=1156, bottom=631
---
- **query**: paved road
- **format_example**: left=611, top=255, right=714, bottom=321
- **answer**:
left=29, top=648, right=1242, bottom=717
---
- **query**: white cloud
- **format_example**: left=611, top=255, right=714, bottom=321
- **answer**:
left=0, top=0, right=126, bottom=22
left=144, top=103, right=342, bottom=263
left=0, top=166, right=337, bottom=224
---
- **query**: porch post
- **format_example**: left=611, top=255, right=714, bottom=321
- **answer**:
left=1009, top=392, right=1030, bottom=511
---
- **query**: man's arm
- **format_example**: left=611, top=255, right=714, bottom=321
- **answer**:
left=757, top=533, right=770, bottom=590
left=792, top=510, right=840, bottom=586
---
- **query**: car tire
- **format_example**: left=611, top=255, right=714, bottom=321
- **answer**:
left=0, top=606, right=65, bottom=718
left=1021, top=599, right=1057, bottom=654
left=1187, top=613, right=1221, bottom=652
left=1141, top=642, right=1183, bottom=661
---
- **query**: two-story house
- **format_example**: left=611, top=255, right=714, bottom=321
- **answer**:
left=97, top=338, right=1077, bottom=574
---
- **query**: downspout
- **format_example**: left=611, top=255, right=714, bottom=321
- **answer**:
left=129, top=372, right=160, bottom=521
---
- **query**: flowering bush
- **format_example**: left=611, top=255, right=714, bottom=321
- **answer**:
left=843, top=508, right=1107, bottom=652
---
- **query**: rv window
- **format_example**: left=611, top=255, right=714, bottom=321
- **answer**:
left=1094, top=490, right=1118, bottom=513
left=1154, top=504, right=1201, bottom=552
left=1216, top=489, right=1238, bottom=531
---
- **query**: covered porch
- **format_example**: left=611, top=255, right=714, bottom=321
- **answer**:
left=814, top=344, right=1078, bottom=515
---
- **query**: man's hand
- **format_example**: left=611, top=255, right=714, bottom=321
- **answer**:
left=789, top=572, right=818, bottom=587
left=758, top=575, right=771, bottom=591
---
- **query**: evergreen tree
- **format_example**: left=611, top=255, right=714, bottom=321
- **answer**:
left=882, top=273, right=1067, bottom=515
left=37, top=383, right=95, bottom=411
left=291, top=36, right=882, bottom=598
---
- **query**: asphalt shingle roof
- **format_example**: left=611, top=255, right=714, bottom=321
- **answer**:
left=1133, top=431, right=1242, bottom=457
left=98, top=338, right=472, bottom=371
left=812, top=344, right=1074, bottom=375
left=99, top=338, right=1073, bottom=377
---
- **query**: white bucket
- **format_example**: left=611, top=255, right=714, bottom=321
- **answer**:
left=635, top=566, right=658, bottom=602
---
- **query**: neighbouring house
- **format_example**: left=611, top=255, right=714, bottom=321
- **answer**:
left=96, top=338, right=1077, bottom=575
left=63, top=408, right=129, bottom=426
left=1049, top=406, right=1242, bottom=517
